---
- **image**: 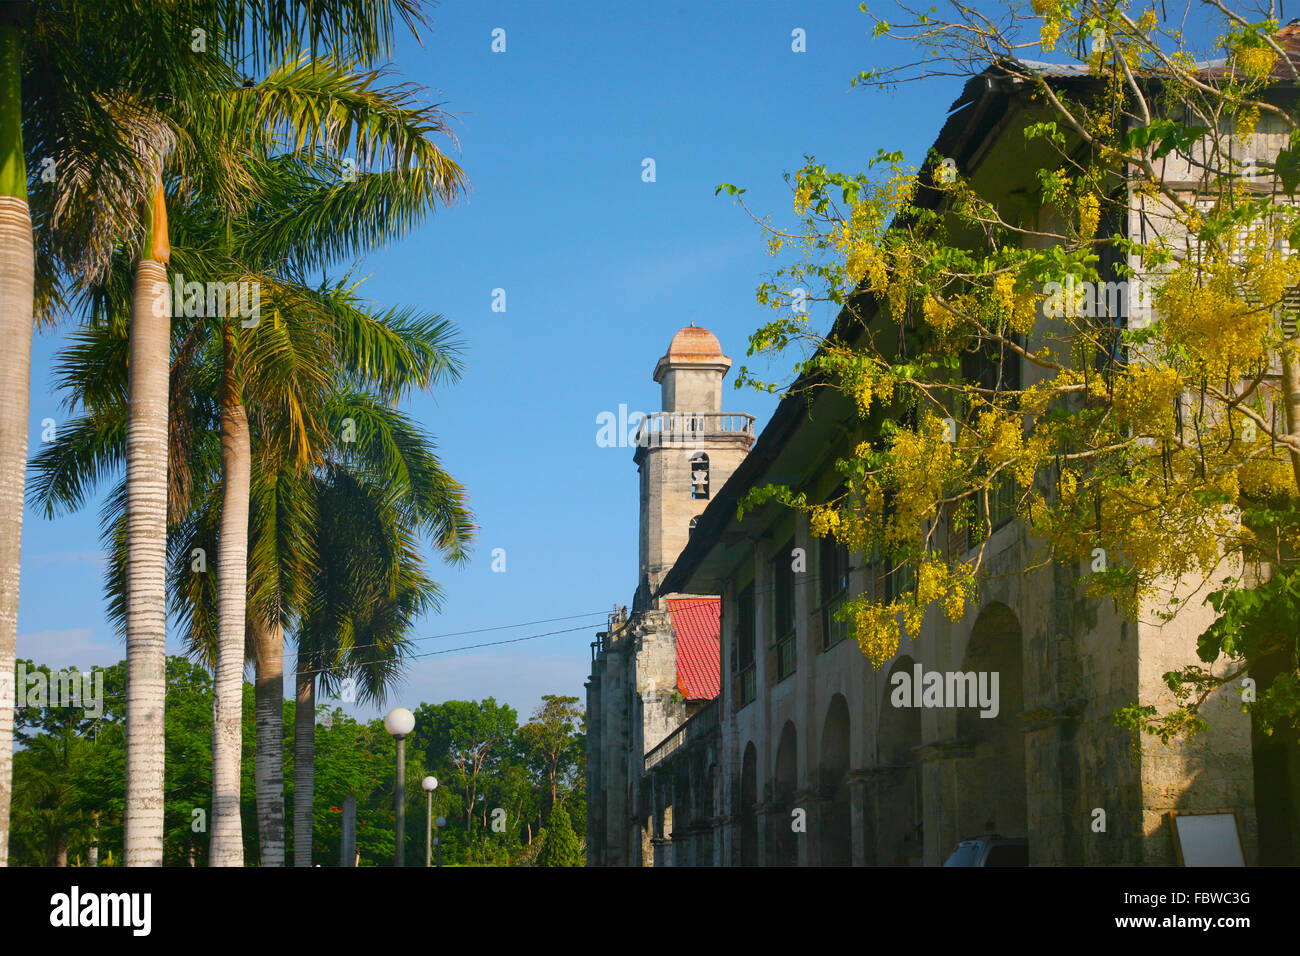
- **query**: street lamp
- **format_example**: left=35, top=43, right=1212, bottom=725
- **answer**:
left=422, top=776, right=438, bottom=868
left=384, top=707, right=415, bottom=866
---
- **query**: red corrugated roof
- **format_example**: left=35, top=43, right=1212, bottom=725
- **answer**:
left=667, top=597, right=721, bottom=700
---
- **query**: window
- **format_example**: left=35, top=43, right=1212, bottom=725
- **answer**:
left=737, top=583, right=756, bottom=706
left=819, top=535, right=850, bottom=650
left=882, top=495, right=916, bottom=600
left=961, top=332, right=1023, bottom=396
left=772, top=539, right=797, bottom=680
left=688, top=516, right=699, bottom=535
left=1094, top=191, right=1128, bottom=373
left=961, top=472, right=1018, bottom=553
left=690, top=453, right=710, bottom=499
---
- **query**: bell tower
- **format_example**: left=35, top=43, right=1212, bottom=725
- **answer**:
left=634, top=324, right=754, bottom=608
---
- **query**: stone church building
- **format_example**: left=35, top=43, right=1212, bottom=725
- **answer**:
left=586, top=57, right=1300, bottom=866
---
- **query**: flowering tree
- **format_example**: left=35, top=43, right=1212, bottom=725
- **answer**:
left=721, top=0, right=1300, bottom=740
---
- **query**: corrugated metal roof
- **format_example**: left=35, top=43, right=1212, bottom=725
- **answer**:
left=667, top=597, right=721, bottom=700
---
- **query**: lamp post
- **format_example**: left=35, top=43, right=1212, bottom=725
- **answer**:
left=384, top=707, right=415, bottom=866
left=422, top=776, right=438, bottom=867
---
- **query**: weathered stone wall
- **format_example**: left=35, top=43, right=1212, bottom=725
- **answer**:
left=661, top=366, right=725, bottom=413
left=637, top=436, right=751, bottom=598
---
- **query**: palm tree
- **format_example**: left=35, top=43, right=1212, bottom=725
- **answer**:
left=184, top=60, right=466, bottom=866
left=31, top=279, right=471, bottom=865
left=110, top=0, right=440, bottom=868
left=1, top=0, right=440, bottom=869
left=291, top=437, right=465, bottom=866
left=38, top=51, right=464, bottom=866
left=10, top=728, right=94, bottom=865
left=241, top=285, right=466, bottom=865
left=0, top=15, right=33, bottom=869
left=0, top=0, right=214, bottom=868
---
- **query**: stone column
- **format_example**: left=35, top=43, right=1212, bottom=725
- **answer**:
left=756, top=801, right=775, bottom=866
left=917, top=739, right=974, bottom=866
left=847, top=771, right=873, bottom=866
left=792, top=788, right=815, bottom=866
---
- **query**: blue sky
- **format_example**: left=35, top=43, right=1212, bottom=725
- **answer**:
left=16, top=1, right=1228, bottom=721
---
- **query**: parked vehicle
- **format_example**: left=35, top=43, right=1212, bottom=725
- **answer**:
left=943, top=835, right=1028, bottom=866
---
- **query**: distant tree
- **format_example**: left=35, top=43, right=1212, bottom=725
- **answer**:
left=10, top=728, right=94, bottom=865
left=414, top=698, right=517, bottom=833
left=535, top=802, right=582, bottom=867
left=519, top=695, right=583, bottom=816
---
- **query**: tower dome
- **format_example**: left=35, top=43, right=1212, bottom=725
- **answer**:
left=634, top=325, right=754, bottom=609
left=653, top=324, right=731, bottom=402
left=662, top=324, right=726, bottom=362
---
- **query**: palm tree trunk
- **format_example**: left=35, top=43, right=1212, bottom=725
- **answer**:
left=293, top=646, right=316, bottom=867
left=253, top=616, right=285, bottom=866
left=210, top=322, right=248, bottom=867
left=0, top=22, right=31, bottom=869
left=123, top=178, right=171, bottom=866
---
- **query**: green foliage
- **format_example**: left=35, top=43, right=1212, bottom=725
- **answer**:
left=722, top=0, right=1300, bottom=732
left=535, top=803, right=583, bottom=867
left=8, top=656, right=585, bottom=867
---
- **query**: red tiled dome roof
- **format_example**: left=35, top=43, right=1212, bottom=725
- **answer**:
left=664, top=325, right=725, bottom=361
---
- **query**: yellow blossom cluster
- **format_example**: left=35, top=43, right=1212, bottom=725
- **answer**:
left=886, top=252, right=914, bottom=320
left=971, top=410, right=1026, bottom=474
left=1077, top=193, right=1100, bottom=240
left=991, top=273, right=1040, bottom=335
left=1235, top=103, right=1261, bottom=139
left=846, top=239, right=887, bottom=292
left=844, top=362, right=895, bottom=417
left=1157, top=268, right=1275, bottom=380
left=922, top=293, right=957, bottom=334
left=1234, top=44, right=1278, bottom=80
left=1092, top=474, right=1237, bottom=600
left=1112, top=365, right=1181, bottom=436
left=885, top=417, right=957, bottom=545
left=793, top=186, right=812, bottom=216
left=1239, top=455, right=1293, bottom=503
left=916, top=556, right=975, bottom=622
left=852, top=599, right=907, bottom=668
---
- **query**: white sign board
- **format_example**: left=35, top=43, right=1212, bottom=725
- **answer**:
left=1170, top=812, right=1245, bottom=867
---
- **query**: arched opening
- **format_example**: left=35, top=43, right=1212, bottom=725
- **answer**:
left=877, top=655, right=924, bottom=865
left=772, top=721, right=799, bottom=866
left=954, top=603, right=1027, bottom=848
left=818, top=694, right=852, bottom=865
left=739, top=742, right=758, bottom=866
left=690, top=452, right=710, bottom=499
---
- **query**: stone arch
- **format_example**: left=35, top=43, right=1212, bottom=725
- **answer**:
left=818, top=694, right=852, bottom=865
left=954, top=602, right=1027, bottom=845
left=772, top=720, right=799, bottom=866
left=739, top=742, right=759, bottom=866
left=876, top=655, right=924, bottom=865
